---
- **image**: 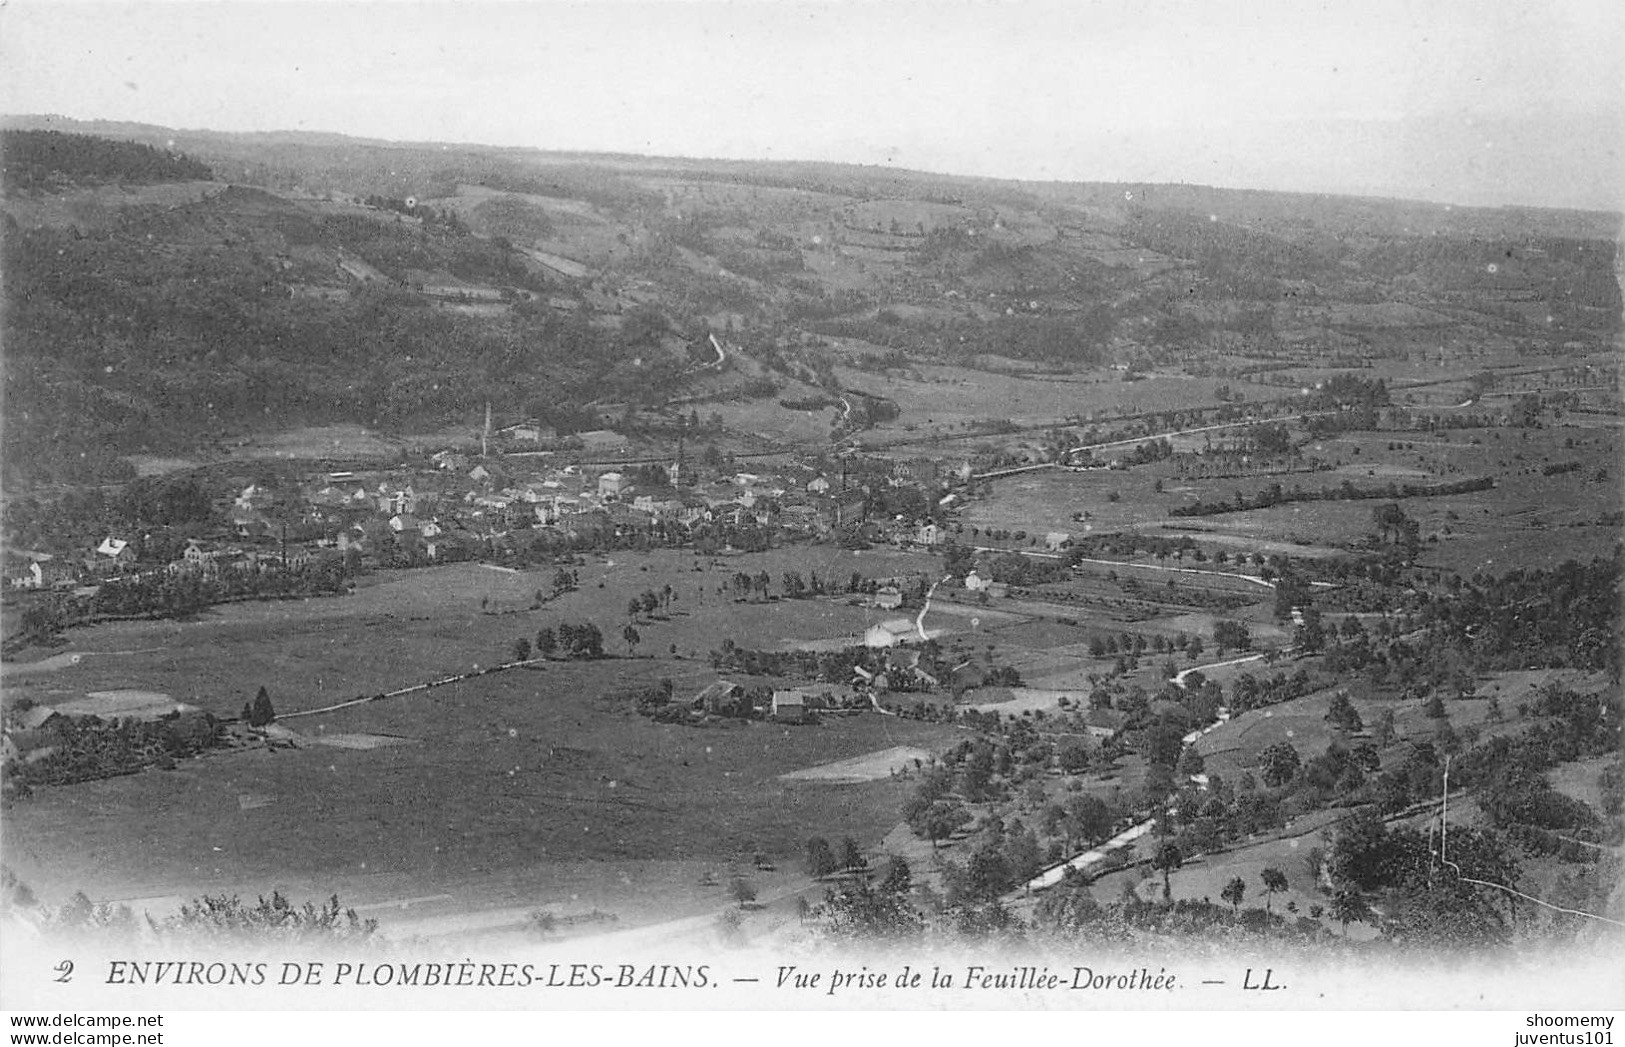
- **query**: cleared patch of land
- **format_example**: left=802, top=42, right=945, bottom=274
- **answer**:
left=780, top=745, right=934, bottom=782
left=52, top=690, right=193, bottom=720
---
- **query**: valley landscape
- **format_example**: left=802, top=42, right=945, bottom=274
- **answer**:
left=0, top=114, right=1620, bottom=977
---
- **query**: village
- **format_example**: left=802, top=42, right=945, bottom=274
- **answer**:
left=1, top=422, right=979, bottom=599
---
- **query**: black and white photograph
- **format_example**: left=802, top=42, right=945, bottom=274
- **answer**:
left=0, top=0, right=1620, bottom=1036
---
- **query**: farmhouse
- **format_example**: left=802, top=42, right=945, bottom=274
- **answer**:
left=770, top=690, right=809, bottom=724
left=873, top=586, right=904, bottom=610
left=15, top=705, right=64, bottom=732
left=6, top=560, right=45, bottom=590
left=5, top=552, right=59, bottom=590
left=598, top=472, right=630, bottom=499
left=1, top=729, right=63, bottom=767
left=864, top=619, right=917, bottom=648
left=180, top=539, right=226, bottom=572
left=1082, top=708, right=1128, bottom=740
left=914, top=522, right=943, bottom=547
left=91, top=536, right=135, bottom=572
left=690, top=681, right=742, bottom=715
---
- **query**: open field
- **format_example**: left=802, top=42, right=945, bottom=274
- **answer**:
left=2, top=549, right=945, bottom=716
left=702, top=393, right=844, bottom=446
left=4, top=676, right=959, bottom=910
left=958, top=414, right=1619, bottom=576
left=4, top=551, right=968, bottom=918
left=835, top=365, right=1282, bottom=444
left=5, top=554, right=970, bottom=918
left=1188, top=668, right=1578, bottom=786
left=1546, top=754, right=1618, bottom=813
left=960, top=468, right=1186, bottom=536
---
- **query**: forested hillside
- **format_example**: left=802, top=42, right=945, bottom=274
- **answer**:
left=2, top=129, right=213, bottom=190
left=3, top=119, right=1619, bottom=485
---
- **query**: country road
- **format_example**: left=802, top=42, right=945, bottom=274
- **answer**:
left=970, top=545, right=1279, bottom=589
left=1018, top=645, right=1277, bottom=894
left=915, top=574, right=951, bottom=640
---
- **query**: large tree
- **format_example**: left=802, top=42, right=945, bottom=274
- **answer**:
left=915, top=800, right=970, bottom=849
left=1259, top=742, right=1302, bottom=788
left=1326, top=691, right=1364, bottom=733
left=1260, top=867, right=1289, bottom=913
left=1151, top=842, right=1184, bottom=900
left=804, top=837, right=839, bottom=878
left=1331, top=888, right=1371, bottom=937
left=246, top=686, right=276, bottom=728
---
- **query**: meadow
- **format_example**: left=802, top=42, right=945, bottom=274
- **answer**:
left=834, top=365, right=1280, bottom=444
left=3, top=549, right=966, bottom=924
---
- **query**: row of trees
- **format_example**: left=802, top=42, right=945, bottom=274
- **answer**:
left=35, top=890, right=376, bottom=944
left=1170, top=476, right=1494, bottom=519
left=11, top=557, right=354, bottom=650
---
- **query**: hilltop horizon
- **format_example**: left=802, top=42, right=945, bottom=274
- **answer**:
left=6, top=110, right=1622, bottom=219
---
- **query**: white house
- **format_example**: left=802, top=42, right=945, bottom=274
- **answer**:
left=7, top=561, right=45, bottom=590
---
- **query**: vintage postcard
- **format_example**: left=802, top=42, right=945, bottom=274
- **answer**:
left=0, top=0, right=1620, bottom=1036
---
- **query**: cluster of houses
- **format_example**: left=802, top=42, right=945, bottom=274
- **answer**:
left=6, top=448, right=969, bottom=592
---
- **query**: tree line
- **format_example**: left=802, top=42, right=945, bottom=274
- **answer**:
left=2, top=130, right=213, bottom=189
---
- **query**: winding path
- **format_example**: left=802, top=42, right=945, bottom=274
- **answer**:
left=914, top=574, right=951, bottom=640
left=1019, top=645, right=1276, bottom=893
